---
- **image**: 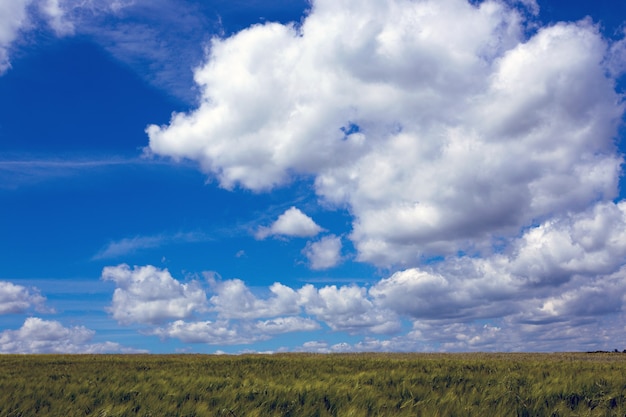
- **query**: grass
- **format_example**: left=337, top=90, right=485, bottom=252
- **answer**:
left=1, top=352, right=626, bottom=416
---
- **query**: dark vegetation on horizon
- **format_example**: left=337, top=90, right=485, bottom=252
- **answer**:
left=2, top=352, right=626, bottom=416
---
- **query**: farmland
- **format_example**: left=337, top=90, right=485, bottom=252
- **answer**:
left=1, top=352, right=626, bottom=416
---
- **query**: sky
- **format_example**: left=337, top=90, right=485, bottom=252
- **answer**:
left=1, top=0, right=626, bottom=354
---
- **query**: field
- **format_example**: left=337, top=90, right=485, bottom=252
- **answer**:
left=1, top=353, right=626, bottom=416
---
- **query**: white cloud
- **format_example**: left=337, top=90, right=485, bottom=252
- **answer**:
left=94, top=231, right=209, bottom=259
left=209, top=277, right=400, bottom=334
left=95, top=235, right=165, bottom=259
left=0, top=0, right=32, bottom=73
left=302, top=235, right=343, bottom=270
left=151, top=316, right=319, bottom=345
left=101, top=264, right=208, bottom=325
left=299, top=284, right=400, bottom=334
left=292, top=312, right=626, bottom=353
left=607, top=31, right=626, bottom=78
left=151, top=320, right=256, bottom=345
left=205, top=200, right=626, bottom=350
left=0, top=156, right=155, bottom=189
left=209, top=278, right=300, bottom=319
left=0, top=317, right=144, bottom=353
left=256, top=207, right=323, bottom=239
left=0, top=281, right=47, bottom=314
left=370, top=201, right=626, bottom=322
left=103, top=264, right=403, bottom=342
left=39, top=0, right=74, bottom=35
left=253, top=316, right=320, bottom=335
left=73, top=0, right=213, bottom=101
left=297, top=340, right=330, bottom=353
left=147, top=0, right=624, bottom=268
left=103, top=239, right=626, bottom=350
left=89, top=183, right=626, bottom=351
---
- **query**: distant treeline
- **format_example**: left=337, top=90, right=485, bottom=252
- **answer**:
left=1, top=352, right=626, bottom=416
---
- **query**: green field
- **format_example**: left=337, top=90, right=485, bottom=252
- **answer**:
left=2, top=353, right=626, bottom=416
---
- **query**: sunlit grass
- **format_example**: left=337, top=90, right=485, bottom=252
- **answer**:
left=1, top=352, right=626, bottom=416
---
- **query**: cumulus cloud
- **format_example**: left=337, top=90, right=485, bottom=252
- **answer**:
left=302, top=234, right=343, bottom=270
left=152, top=316, right=320, bottom=345
left=207, top=274, right=399, bottom=335
left=147, top=0, right=624, bottom=269
left=155, top=201, right=626, bottom=349
left=0, top=281, right=47, bottom=314
left=101, top=264, right=208, bottom=325
left=254, top=316, right=320, bottom=334
left=101, top=265, right=404, bottom=344
left=151, top=320, right=255, bottom=345
left=300, top=284, right=400, bottom=334
left=0, top=317, right=144, bottom=353
left=104, top=240, right=626, bottom=350
left=294, top=312, right=626, bottom=353
left=370, top=201, right=626, bottom=321
left=256, top=207, right=323, bottom=239
left=209, top=279, right=300, bottom=319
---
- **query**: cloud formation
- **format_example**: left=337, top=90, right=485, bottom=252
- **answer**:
left=102, top=265, right=402, bottom=345
left=302, top=235, right=343, bottom=270
left=0, top=281, right=47, bottom=314
left=151, top=316, right=320, bottom=345
left=0, top=317, right=143, bottom=353
left=256, top=206, right=323, bottom=239
left=102, top=200, right=626, bottom=351
left=209, top=278, right=301, bottom=319
left=102, top=264, right=208, bottom=325
left=147, top=0, right=625, bottom=268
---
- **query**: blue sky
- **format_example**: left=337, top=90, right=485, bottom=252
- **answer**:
left=1, top=0, right=626, bottom=353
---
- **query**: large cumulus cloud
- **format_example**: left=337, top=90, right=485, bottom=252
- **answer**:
left=146, top=0, right=625, bottom=268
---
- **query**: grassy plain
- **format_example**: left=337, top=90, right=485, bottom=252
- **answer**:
left=1, top=352, right=626, bottom=416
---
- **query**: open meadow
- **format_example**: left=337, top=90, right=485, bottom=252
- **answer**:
left=1, top=352, right=626, bottom=416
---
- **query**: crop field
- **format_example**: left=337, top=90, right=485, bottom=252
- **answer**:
left=1, top=352, right=626, bottom=416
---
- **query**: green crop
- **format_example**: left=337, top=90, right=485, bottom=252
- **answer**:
left=1, top=352, right=626, bottom=416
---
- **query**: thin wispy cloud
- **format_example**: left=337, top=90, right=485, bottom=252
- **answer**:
left=0, top=0, right=212, bottom=102
left=0, top=155, right=183, bottom=189
left=94, top=231, right=211, bottom=260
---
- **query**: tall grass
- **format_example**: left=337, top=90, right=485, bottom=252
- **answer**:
left=1, top=353, right=626, bottom=416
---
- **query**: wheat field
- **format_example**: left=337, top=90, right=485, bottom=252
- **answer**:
left=2, top=352, right=626, bottom=416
